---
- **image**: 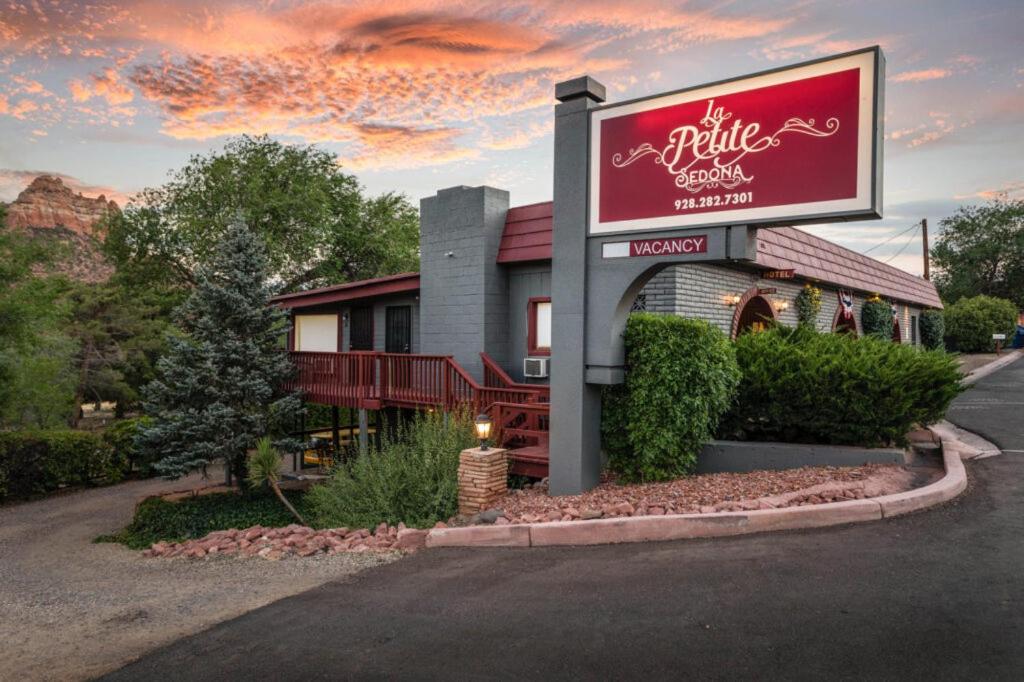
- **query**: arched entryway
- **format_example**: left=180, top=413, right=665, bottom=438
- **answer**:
left=731, top=287, right=777, bottom=338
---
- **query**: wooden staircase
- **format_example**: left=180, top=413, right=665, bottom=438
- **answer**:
left=481, top=353, right=550, bottom=478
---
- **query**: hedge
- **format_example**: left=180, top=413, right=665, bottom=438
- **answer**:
left=0, top=430, right=125, bottom=501
left=943, top=295, right=1017, bottom=353
left=861, top=298, right=894, bottom=339
left=602, top=313, right=740, bottom=481
left=919, top=309, right=945, bottom=350
left=719, top=326, right=962, bottom=446
left=101, top=416, right=155, bottom=475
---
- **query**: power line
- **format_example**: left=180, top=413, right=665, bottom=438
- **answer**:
left=862, top=222, right=921, bottom=255
left=882, top=224, right=920, bottom=264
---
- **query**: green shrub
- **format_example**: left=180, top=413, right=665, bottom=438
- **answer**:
left=602, top=313, right=740, bottom=482
left=795, top=284, right=822, bottom=327
left=919, top=309, right=945, bottom=350
left=0, top=430, right=125, bottom=501
left=720, top=326, right=962, bottom=446
left=307, top=411, right=476, bottom=529
left=97, top=491, right=308, bottom=549
left=101, top=416, right=155, bottom=475
left=861, top=298, right=894, bottom=339
left=943, top=295, right=1017, bottom=353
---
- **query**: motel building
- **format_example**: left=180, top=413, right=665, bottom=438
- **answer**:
left=274, top=190, right=940, bottom=483
left=273, top=47, right=941, bottom=494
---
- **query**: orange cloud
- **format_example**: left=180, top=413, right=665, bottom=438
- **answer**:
left=0, top=0, right=792, bottom=167
left=892, top=68, right=951, bottom=83
left=69, top=68, right=134, bottom=105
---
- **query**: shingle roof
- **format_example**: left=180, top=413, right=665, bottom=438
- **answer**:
left=496, top=201, right=941, bottom=308
left=756, top=227, right=941, bottom=308
left=270, top=272, right=420, bottom=309
left=496, top=202, right=553, bottom=263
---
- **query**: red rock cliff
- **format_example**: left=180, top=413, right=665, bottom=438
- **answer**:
left=4, top=175, right=119, bottom=236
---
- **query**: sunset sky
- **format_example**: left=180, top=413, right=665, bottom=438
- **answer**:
left=1, top=0, right=1021, bottom=275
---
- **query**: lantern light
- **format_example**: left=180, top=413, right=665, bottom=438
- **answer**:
left=474, top=413, right=493, bottom=451
left=728, top=294, right=742, bottom=306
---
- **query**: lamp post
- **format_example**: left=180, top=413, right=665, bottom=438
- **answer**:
left=474, top=413, right=493, bottom=451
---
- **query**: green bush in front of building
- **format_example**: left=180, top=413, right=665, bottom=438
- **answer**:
left=942, top=295, right=1018, bottom=353
left=795, top=284, right=822, bottom=327
left=602, top=314, right=741, bottom=482
left=861, top=298, right=894, bottom=339
left=307, top=410, right=477, bottom=529
left=919, top=309, right=945, bottom=350
left=720, top=326, right=962, bottom=447
left=0, top=430, right=125, bottom=501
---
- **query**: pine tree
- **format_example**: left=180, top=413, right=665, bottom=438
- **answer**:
left=137, top=219, right=301, bottom=481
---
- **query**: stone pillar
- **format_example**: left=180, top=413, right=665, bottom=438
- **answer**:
left=549, top=76, right=606, bottom=495
left=458, top=447, right=508, bottom=515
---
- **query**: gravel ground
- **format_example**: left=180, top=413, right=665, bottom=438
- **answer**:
left=0, top=474, right=397, bottom=682
left=496, top=463, right=938, bottom=522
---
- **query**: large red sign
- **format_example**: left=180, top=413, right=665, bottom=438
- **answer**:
left=589, top=48, right=882, bottom=235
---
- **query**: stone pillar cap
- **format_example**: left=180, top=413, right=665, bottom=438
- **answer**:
left=555, top=76, right=606, bottom=103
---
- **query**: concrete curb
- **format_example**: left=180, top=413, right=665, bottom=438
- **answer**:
left=962, top=349, right=1022, bottom=385
left=425, top=435, right=969, bottom=549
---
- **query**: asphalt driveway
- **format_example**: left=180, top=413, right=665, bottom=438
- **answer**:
left=104, top=359, right=1024, bottom=681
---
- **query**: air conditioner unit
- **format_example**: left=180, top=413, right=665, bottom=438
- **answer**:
left=523, top=357, right=550, bottom=378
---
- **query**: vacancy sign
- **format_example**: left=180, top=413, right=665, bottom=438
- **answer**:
left=602, top=235, right=708, bottom=259
left=589, top=47, right=883, bottom=236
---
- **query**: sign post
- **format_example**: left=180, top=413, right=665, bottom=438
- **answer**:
left=549, top=48, right=885, bottom=495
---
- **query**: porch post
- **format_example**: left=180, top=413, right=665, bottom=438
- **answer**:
left=549, top=76, right=606, bottom=495
left=358, top=408, right=369, bottom=455
left=331, top=406, right=341, bottom=457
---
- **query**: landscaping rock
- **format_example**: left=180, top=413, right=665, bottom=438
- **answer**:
left=580, top=508, right=603, bottom=520
left=478, top=509, right=504, bottom=524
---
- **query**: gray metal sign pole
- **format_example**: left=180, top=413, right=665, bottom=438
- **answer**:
left=549, top=76, right=757, bottom=496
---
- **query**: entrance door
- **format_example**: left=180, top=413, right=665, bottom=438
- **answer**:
left=386, top=306, right=412, bottom=353
left=736, top=296, right=775, bottom=336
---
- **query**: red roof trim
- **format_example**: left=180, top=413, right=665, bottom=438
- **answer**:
left=272, top=272, right=420, bottom=309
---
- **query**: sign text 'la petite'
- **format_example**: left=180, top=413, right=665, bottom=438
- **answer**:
left=589, top=48, right=883, bottom=235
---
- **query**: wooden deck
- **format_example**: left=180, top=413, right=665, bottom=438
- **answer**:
left=285, top=351, right=550, bottom=477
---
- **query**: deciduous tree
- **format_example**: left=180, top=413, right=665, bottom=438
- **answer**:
left=103, top=135, right=419, bottom=292
left=932, top=198, right=1024, bottom=309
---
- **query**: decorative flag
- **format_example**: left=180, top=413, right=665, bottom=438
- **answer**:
left=838, top=290, right=854, bottom=320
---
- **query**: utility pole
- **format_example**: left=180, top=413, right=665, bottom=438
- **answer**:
left=921, top=218, right=930, bottom=280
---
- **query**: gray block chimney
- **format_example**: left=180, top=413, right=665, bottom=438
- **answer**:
left=419, top=186, right=510, bottom=381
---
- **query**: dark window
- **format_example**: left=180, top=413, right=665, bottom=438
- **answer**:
left=911, top=315, right=918, bottom=345
left=385, top=306, right=412, bottom=353
left=349, top=306, right=374, bottom=350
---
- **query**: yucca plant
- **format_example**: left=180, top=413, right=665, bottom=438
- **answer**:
left=247, top=436, right=305, bottom=524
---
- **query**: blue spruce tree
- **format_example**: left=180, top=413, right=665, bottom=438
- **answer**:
left=138, top=219, right=301, bottom=482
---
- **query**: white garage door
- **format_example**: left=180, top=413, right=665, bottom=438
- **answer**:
left=295, top=314, right=338, bottom=352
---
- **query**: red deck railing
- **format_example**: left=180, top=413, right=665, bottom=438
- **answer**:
left=285, top=351, right=546, bottom=413
left=285, top=350, right=552, bottom=477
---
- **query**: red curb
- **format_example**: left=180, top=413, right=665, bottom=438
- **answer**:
left=425, top=524, right=530, bottom=548
left=529, top=499, right=882, bottom=546
left=876, top=448, right=967, bottom=518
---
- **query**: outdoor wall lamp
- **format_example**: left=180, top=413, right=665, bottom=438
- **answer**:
left=474, top=413, right=493, bottom=450
left=728, top=294, right=742, bottom=306
left=775, top=300, right=790, bottom=312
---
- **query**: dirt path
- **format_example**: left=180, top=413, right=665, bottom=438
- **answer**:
left=0, top=475, right=396, bottom=682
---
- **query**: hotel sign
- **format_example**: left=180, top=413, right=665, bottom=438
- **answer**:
left=589, top=47, right=884, bottom=236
